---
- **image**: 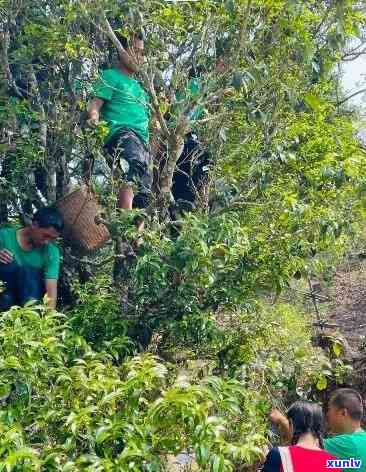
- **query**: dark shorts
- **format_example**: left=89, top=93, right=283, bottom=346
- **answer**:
left=104, top=129, right=152, bottom=209
left=172, top=132, right=210, bottom=204
left=0, top=262, right=45, bottom=311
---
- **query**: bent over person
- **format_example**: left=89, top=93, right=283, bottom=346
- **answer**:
left=0, top=207, right=63, bottom=311
left=87, top=33, right=152, bottom=213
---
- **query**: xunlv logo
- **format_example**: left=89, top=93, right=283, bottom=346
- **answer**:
left=327, top=458, right=362, bottom=469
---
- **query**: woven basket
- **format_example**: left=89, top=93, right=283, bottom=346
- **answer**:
left=56, top=185, right=110, bottom=254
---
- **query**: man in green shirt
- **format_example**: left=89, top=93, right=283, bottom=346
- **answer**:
left=324, top=388, right=366, bottom=471
left=0, top=207, right=63, bottom=310
left=87, top=33, right=151, bottom=214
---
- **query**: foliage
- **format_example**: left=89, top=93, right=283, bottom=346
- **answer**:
left=0, top=299, right=340, bottom=471
left=0, top=1, right=366, bottom=469
left=0, top=304, right=269, bottom=471
left=0, top=288, right=350, bottom=470
left=68, top=275, right=136, bottom=361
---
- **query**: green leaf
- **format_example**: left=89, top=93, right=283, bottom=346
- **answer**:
left=304, top=94, right=322, bottom=111
left=232, top=72, right=243, bottom=91
left=332, top=341, right=342, bottom=358
left=316, top=375, right=327, bottom=391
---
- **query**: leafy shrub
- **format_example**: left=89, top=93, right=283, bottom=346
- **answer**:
left=68, top=275, right=136, bottom=360
left=0, top=304, right=269, bottom=471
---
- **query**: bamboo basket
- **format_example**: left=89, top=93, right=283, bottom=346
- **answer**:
left=56, top=185, right=110, bottom=254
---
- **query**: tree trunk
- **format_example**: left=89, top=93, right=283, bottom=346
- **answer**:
left=158, top=133, right=185, bottom=210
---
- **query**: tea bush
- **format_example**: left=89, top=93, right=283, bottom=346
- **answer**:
left=0, top=300, right=334, bottom=471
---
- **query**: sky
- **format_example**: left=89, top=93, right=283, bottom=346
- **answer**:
left=341, top=47, right=366, bottom=111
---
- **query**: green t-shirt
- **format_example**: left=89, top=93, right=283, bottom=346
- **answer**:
left=0, top=227, right=60, bottom=280
left=325, top=430, right=366, bottom=472
left=92, top=68, right=150, bottom=145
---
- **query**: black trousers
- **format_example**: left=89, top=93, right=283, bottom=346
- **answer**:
left=0, top=262, right=45, bottom=311
left=172, top=133, right=210, bottom=205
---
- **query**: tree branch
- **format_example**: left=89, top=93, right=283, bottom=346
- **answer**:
left=28, top=65, right=58, bottom=202
left=99, top=14, right=126, bottom=60
left=342, top=45, right=366, bottom=61
left=337, top=88, right=366, bottom=106
left=0, top=31, right=23, bottom=97
left=143, top=70, right=170, bottom=138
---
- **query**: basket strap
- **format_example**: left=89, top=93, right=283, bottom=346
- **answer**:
left=83, top=154, right=95, bottom=186
left=74, top=152, right=96, bottom=228
left=70, top=186, right=93, bottom=228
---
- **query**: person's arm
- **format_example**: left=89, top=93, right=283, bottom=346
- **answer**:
left=45, top=279, right=57, bottom=309
left=87, top=69, right=116, bottom=125
left=87, top=97, right=104, bottom=125
left=0, top=230, right=12, bottom=264
left=269, top=409, right=292, bottom=445
left=262, top=448, right=282, bottom=472
left=44, top=245, right=60, bottom=309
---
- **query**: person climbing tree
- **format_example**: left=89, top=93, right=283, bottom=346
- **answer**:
left=87, top=32, right=152, bottom=224
left=171, top=56, right=227, bottom=212
left=171, top=65, right=210, bottom=211
left=0, top=207, right=63, bottom=311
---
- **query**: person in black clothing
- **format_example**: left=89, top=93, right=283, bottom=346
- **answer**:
left=171, top=131, right=210, bottom=210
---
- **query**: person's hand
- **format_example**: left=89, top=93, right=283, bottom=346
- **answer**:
left=0, top=249, right=13, bottom=264
left=86, top=116, right=99, bottom=128
left=269, top=408, right=287, bottom=426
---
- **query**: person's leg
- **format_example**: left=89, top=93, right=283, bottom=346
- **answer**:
left=0, top=263, right=44, bottom=309
left=120, top=132, right=151, bottom=209
left=16, top=266, right=44, bottom=305
left=0, top=292, right=16, bottom=311
left=118, top=130, right=152, bottom=215
left=107, top=130, right=152, bottom=243
left=118, top=185, right=134, bottom=210
left=106, top=131, right=137, bottom=211
left=106, top=130, right=152, bottom=211
left=0, top=261, right=20, bottom=310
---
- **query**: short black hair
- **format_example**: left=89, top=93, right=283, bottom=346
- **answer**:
left=32, top=207, right=64, bottom=233
left=329, top=388, right=364, bottom=421
left=188, top=65, right=204, bottom=79
left=116, top=31, right=144, bottom=50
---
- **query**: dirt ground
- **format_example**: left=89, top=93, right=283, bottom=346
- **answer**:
left=325, top=259, right=366, bottom=393
left=284, top=257, right=366, bottom=394
left=328, top=259, right=366, bottom=351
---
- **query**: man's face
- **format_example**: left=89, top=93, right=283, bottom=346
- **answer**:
left=30, top=223, right=60, bottom=248
left=216, top=56, right=226, bottom=73
left=130, top=38, right=144, bottom=66
left=326, top=403, right=348, bottom=433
